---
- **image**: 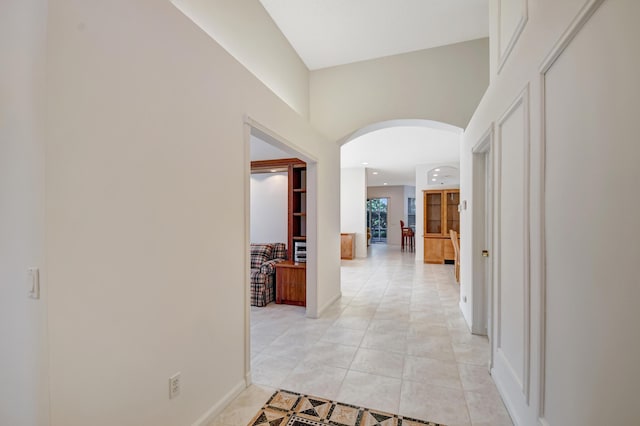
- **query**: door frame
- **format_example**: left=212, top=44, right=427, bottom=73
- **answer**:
left=243, top=116, right=319, bottom=385
left=471, top=124, right=495, bottom=364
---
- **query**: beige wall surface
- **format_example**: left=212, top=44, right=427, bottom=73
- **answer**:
left=43, top=1, right=339, bottom=425
left=340, top=168, right=368, bottom=258
left=172, top=0, right=310, bottom=118
left=310, top=38, right=490, bottom=142
left=250, top=173, right=288, bottom=244
left=461, top=0, right=640, bottom=425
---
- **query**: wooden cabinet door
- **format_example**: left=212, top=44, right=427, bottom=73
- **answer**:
left=340, top=233, right=355, bottom=260
left=424, top=238, right=444, bottom=264
left=424, top=191, right=444, bottom=236
left=276, top=265, right=306, bottom=306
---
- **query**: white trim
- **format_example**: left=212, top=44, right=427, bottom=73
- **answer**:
left=497, top=0, right=529, bottom=73
left=190, top=379, right=246, bottom=426
left=537, top=0, right=606, bottom=421
left=492, top=365, right=523, bottom=426
left=472, top=124, right=494, bottom=154
left=242, top=122, right=252, bottom=396
left=471, top=124, right=495, bottom=368
left=244, top=115, right=318, bottom=163
left=495, top=84, right=531, bottom=403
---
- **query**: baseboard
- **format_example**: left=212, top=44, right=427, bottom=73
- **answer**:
left=191, top=379, right=247, bottom=426
left=314, top=291, right=342, bottom=318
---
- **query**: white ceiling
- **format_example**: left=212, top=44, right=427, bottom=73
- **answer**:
left=259, top=0, right=489, bottom=70
left=341, top=126, right=460, bottom=187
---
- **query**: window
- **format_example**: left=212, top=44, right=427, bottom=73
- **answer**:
left=407, top=197, right=416, bottom=230
left=367, top=198, right=388, bottom=243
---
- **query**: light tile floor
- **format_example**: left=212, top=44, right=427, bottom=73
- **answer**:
left=209, top=245, right=512, bottom=426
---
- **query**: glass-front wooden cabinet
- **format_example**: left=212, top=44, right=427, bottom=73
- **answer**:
left=423, top=190, right=460, bottom=264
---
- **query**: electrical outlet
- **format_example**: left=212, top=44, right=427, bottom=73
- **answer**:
left=169, top=372, right=181, bottom=399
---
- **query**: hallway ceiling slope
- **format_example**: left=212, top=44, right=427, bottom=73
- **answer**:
left=260, top=0, right=489, bottom=70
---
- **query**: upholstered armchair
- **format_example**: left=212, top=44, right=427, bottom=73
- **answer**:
left=250, top=242, right=287, bottom=306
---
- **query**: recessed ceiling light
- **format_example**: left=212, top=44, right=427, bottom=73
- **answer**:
left=361, top=162, right=369, bottom=165
left=383, top=182, right=388, bottom=185
left=435, top=168, right=441, bottom=172
left=270, top=169, right=278, bottom=173
left=433, top=174, right=438, bottom=177
left=432, top=178, right=437, bottom=182
left=372, top=171, right=378, bottom=175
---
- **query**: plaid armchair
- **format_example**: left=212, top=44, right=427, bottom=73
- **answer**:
left=250, top=243, right=287, bottom=307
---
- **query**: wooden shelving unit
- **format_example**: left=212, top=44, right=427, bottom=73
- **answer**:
left=250, top=157, right=306, bottom=262
left=289, top=163, right=307, bottom=261
left=423, top=189, right=460, bottom=264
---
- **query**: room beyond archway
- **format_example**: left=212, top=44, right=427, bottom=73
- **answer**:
left=339, top=119, right=462, bottom=261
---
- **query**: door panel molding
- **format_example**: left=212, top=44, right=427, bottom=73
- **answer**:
left=537, top=0, right=606, bottom=423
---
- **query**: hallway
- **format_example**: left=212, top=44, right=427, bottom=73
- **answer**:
left=211, top=245, right=511, bottom=426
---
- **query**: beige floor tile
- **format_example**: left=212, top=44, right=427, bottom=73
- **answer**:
left=465, top=390, right=513, bottom=425
left=403, top=355, right=462, bottom=390
left=333, top=315, right=372, bottom=330
left=350, top=347, right=405, bottom=378
left=400, top=380, right=470, bottom=425
left=360, top=329, right=408, bottom=354
left=208, top=384, right=275, bottom=426
left=458, top=363, right=497, bottom=392
left=320, top=326, right=366, bottom=347
left=406, top=336, right=456, bottom=362
left=302, top=341, right=358, bottom=369
left=337, top=370, right=402, bottom=414
left=368, top=319, right=410, bottom=333
left=251, top=354, right=299, bottom=387
left=452, top=342, right=490, bottom=366
left=279, top=362, right=347, bottom=400
left=247, top=244, right=509, bottom=425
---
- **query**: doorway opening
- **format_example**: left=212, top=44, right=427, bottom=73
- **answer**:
left=471, top=126, right=494, bottom=350
left=244, top=117, right=319, bottom=386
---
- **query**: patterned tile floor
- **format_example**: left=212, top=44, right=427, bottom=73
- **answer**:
left=247, top=389, right=442, bottom=425
left=208, top=244, right=512, bottom=426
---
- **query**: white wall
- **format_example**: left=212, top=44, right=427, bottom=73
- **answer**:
left=461, top=0, right=640, bottom=425
left=171, top=0, right=309, bottom=118
left=367, top=185, right=413, bottom=248
left=414, top=162, right=460, bottom=264
left=0, top=1, right=49, bottom=425
left=250, top=173, right=288, bottom=244
left=310, top=38, right=490, bottom=142
left=43, top=1, right=340, bottom=425
left=340, top=168, right=367, bottom=258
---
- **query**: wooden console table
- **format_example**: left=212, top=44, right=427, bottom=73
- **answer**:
left=275, top=261, right=306, bottom=306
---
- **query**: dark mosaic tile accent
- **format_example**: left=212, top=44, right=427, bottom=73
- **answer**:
left=247, top=390, right=444, bottom=426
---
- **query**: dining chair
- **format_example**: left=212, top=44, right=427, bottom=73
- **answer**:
left=450, top=229, right=460, bottom=282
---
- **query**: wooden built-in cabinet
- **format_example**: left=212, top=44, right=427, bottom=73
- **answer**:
left=340, top=233, right=356, bottom=260
left=275, top=261, right=306, bottom=306
left=423, top=189, right=460, bottom=264
left=289, top=163, right=307, bottom=261
left=251, top=158, right=307, bottom=261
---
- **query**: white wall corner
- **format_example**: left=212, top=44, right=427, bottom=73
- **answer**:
left=314, top=291, right=342, bottom=319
